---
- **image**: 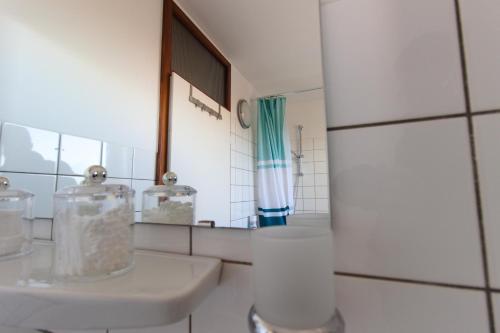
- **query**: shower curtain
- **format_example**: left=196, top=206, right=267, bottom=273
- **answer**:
left=257, top=96, right=294, bottom=227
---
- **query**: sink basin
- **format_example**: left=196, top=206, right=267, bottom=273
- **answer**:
left=0, top=242, right=221, bottom=331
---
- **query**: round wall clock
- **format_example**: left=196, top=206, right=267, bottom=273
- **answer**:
left=237, top=99, right=251, bottom=129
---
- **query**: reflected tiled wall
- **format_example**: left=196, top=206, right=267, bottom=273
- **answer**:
left=292, top=136, right=329, bottom=214
left=0, top=121, right=157, bottom=240
left=229, top=106, right=257, bottom=228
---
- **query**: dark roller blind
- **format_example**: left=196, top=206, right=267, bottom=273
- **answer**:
left=172, top=16, right=227, bottom=106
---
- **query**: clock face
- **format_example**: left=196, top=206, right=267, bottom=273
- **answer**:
left=237, top=99, right=251, bottom=129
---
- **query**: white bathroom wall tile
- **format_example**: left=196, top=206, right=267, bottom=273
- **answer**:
left=230, top=168, right=236, bottom=184
left=56, top=176, right=84, bottom=190
left=315, top=173, right=329, bottom=187
left=111, top=318, right=189, bottom=333
left=329, top=119, right=484, bottom=285
left=133, top=148, right=156, bottom=180
left=302, top=138, right=314, bottom=151
left=459, top=0, right=500, bottom=111
left=295, top=199, right=304, bottom=211
left=302, top=150, right=314, bottom=163
left=303, top=198, right=315, bottom=211
left=315, top=186, right=329, bottom=199
left=336, top=276, right=489, bottom=333
left=58, top=135, right=101, bottom=175
left=303, top=186, right=315, bottom=199
left=316, top=199, right=330, bottom=213
left=473, top=114, right=500, bottom=287
left=231, top=218, right=247, bottom=229
left=493, top=293, right=500, bottom=330
left=106, top=178, right=132, bottom=188
left=192, top=263, right=253, bottom=333
left=314, top=137, right=327, bottom=150
left=102, top=143, right=133, bottom=179
left=320, top=0, right=465, bottom=127
left=1, top=172, right=56, bottom=218
left=133, top=223, right=190, bottom=255
left=314, top=161, right=328, bottom=174
left=33, top=218, right=53, bottom=240
left=0, top=123, right=59, bottom=174
left=192, top=228, right=252, bottom=263
left=131, top=179, right=154, bottom=212
left=313, top=149, right=327, bottom=162
left=301, top=162, right=314, bottom=174
left=302, top=174, right=314, bottom=186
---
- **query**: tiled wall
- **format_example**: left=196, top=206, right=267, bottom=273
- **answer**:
left=0, top=121, right=157, bottom=240
left=319, top=0, right=500, bottom=331
left=292, top=136, right=329, bottom=214
left=229, top=104, right=257, bottom=228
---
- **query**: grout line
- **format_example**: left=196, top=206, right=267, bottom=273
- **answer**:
left=189, top=226, right=193, bottom=256
left=327, top=113, right=466, bottom=131
left=220, top=260, right=499, bottom=294
left=472, top=109, right=500, bottom=117
left=335, top=272, right=487, bottom=291
left=222, top=259, right=252, bottom=266
left=453, top=0, right=496, bottom=332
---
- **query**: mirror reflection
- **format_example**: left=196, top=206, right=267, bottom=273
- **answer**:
left=0, top=0, right=328, bottom=229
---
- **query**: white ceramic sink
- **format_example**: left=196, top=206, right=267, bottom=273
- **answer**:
left=0, top=242, right=221, bottom=331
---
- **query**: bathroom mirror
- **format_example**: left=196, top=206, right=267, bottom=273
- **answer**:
left=0, top=0, right=329, bottom=229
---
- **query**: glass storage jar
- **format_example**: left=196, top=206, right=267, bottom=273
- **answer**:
left=142, top=172, right=197, bottom=225
left=53, top=166, right=134, bottom=281
left=0, top=176, right=34, bottom=260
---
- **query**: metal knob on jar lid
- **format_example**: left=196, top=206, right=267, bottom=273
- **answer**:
left=163, top=172, right=178, bottom=185
left=0, top=176, right=10, bottom=191
left=83, top=165, right=107, bottom=185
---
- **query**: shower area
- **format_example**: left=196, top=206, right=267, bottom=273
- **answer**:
left=287, top=89, right=330, bottom=220
left=255, top=88, right=330, bottom=227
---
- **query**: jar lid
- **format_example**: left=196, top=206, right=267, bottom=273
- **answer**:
left=143, top=172, right=197, bottom=197
left=0, top=176, right=34, bottom=199
left=54, top=165, right=133, bottom=198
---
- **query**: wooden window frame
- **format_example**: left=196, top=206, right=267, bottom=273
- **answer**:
left=156, top=0, right=231, bottom=183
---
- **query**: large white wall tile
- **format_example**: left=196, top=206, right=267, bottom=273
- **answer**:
left=1, top=172, right=56, bottom=218
left=111, top=317, right=189, bottom=333
left=493, top=293, right=500, bottom=330
left=335, top=276, right=489, bottom=333
left=134, top=224, right=190, bottom=255
left=192, top=228, right=252, bottom=263
left=320, top=0, right=465, bottom=127
left=329, top=119, right=483, bottom=285
left=131, top=179, right=154, bottom=212
left=0, top=123, right=59, bottom=174
left=57, top=175, right=84, bottom=190
left=192, top=263, right=253, bottom=333
left=133, top=148, right=156, bottom=180
left=59, top=134, right=101, bottom=175
left=102, top=143, right=133, bottom=179
left=473, top=114, right=500, bottom=287
left=459, top=0, right=500, bottom=111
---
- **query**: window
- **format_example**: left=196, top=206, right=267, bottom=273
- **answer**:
left=156, top=0, right=231, bottom=182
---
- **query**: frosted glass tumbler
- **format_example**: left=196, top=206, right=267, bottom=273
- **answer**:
left=251, top=226, right=335, bottom=330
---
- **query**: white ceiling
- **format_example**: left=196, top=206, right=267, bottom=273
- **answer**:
left=174, top=0, right=324, bottom=96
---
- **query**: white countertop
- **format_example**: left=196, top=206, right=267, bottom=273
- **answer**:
left=0, top=242, right=221, bottom=330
